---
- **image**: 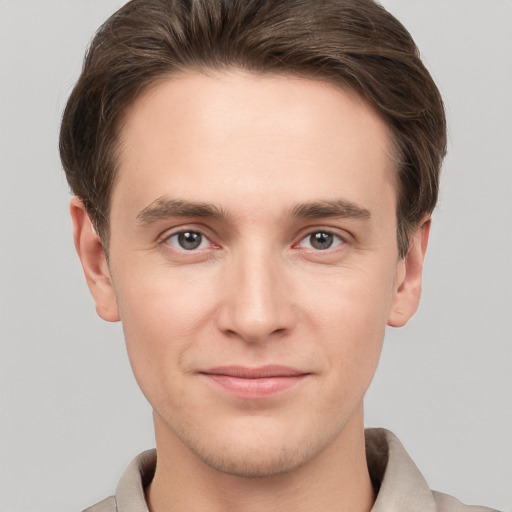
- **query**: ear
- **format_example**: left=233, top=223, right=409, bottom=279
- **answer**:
left=70, top=197, right=120, bottom=322
left=387, top=218, right=431, bottom=327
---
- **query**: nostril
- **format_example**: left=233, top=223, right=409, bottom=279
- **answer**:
left=214, top=263, right=295, bottom=343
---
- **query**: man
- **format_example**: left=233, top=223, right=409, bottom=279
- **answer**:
left=59, top=0, right=498, bottom=511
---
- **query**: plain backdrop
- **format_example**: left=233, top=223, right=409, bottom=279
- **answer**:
left=0, top=1, right=511, bottom=511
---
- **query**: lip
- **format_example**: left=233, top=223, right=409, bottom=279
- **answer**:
left=200, top=365, right=310, bottom=399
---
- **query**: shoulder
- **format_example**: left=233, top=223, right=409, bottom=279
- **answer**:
left=82, top=495, right=116, bottom=512
left=81, top=449, right=155, bottom=512
left=433, top=491, right=501, bottom=512
left=365, top=429, right=501, bottom=512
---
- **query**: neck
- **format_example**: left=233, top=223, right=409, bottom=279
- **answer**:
left=146, top=409, right=375, bottom=512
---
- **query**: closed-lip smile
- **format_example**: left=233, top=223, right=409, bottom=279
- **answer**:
left=199, top=365, right=310, bottom=399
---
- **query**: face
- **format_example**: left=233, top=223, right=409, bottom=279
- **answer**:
left=73, top=70, right=427, bottom=477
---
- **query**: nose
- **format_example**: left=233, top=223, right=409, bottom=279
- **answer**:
left=216, top=247, right=295, bottom=343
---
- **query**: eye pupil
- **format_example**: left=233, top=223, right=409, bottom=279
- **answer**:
left=177, top=231, right=202, bottom=250
left=310, top=232, right=333, bottom=250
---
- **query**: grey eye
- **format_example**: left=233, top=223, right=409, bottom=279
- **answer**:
left=309, top=231, right=334, bottom=250
left=174, top=231, right=204, bottom=250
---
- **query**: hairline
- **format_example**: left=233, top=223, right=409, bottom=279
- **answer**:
left=101, top=63, right=402, bottom=236
left=96, top=66, right=405, bottom=254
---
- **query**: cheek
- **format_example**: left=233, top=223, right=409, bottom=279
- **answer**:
left=111, top=263, right=219, bottom=391
left=301, top=261, right=395, bottom=337
left=298, top=264, right=394, bottom=388
left=116, top=260, right=217, bottom=332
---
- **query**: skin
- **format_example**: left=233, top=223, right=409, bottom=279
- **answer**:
left=71, top=70, right=429, bottom=512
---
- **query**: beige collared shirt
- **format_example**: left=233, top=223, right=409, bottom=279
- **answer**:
left=83, top=429, right=499, bottom=512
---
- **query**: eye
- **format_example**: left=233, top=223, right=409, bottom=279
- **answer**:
left=297, top=230, right=345, bottom=251
left=166, top=230, right=209, bottom=251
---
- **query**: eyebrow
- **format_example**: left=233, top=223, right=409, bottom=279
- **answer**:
left=136, top=197, right=227, bottom=226
left=136, top=196, right=371, bottom=227
left=289, top=199, right=371, bottom=221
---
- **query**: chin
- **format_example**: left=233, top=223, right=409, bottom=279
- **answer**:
left=172, top=414, right=343, bottom=478
left=190, top=437, right=315, bottom=478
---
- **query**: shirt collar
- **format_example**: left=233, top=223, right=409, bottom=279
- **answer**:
left=365, top=428, right=437, bottom=512
left=114, top=428, right=436, bottom=512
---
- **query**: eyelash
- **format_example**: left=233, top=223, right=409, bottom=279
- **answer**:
left=163, top=229, right=216, bottom=252
left=294, top=230, right=346, bottom=251
left=161, top=227, right=347, bottom=254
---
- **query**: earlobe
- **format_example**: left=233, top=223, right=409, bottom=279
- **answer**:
left=70, top=197, right=120, bottom=322
left=387, top=218, right=431, bottom=328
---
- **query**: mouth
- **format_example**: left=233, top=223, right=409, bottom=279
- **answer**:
left=199, top=365, right=310, bottom=399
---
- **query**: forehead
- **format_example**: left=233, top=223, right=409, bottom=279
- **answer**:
left=113, top=70, right=396, bottom=221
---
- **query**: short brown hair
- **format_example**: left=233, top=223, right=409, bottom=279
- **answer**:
left=60, top=0, right=446, bottom=257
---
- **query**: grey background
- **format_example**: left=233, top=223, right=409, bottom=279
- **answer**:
left=0, top=1, right=510, bottom=510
